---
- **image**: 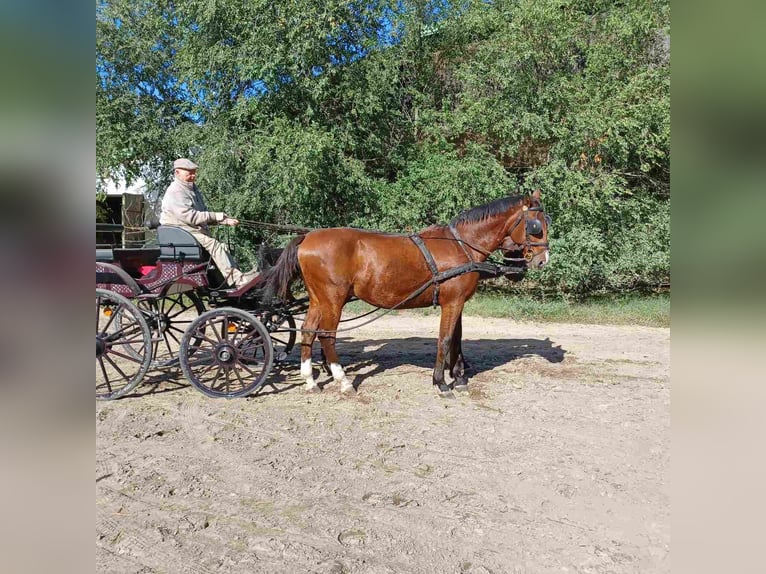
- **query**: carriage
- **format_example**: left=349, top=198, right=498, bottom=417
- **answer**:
left=96, top=224, right=307, bottom=400
left=98, top=191, right=551, bottom=400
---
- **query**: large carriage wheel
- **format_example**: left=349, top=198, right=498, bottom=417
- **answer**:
left=258, top=311, right=297, bottom=362
left=136, top=289, right=205, bottom=368
left=179, top=308, right=274, bottom=398
left=96, top=289, right=152, bottom=400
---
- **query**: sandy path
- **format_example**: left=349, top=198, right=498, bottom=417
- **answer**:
left=97, top=314, right=669, bottom=574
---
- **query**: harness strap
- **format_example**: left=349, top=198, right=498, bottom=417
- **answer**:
left=409, top=234, right=441, bottom=307
left=448, top=224, right=475, bottom=262
left=409, top=233, right=528, bottom=307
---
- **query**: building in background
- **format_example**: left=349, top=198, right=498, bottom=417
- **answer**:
left=97, top=178, right=148, bottom=248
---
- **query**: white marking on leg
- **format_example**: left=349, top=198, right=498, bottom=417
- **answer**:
left=330, top=363, right=354, bottom=393
left=301, top=359, right=317, bottom=390
left=329, top=362, right=344, bottom=382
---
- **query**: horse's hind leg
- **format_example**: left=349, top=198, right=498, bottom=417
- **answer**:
left=300, top=305, right=321, bottom=392
left=317, top=304, right=354, bottom=394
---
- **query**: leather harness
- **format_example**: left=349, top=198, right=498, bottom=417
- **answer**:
left=409, top=225, right=481, bottom=307
left=409, top=234, right=442, bottom=306
left=408, top=206, right=549, bottom=307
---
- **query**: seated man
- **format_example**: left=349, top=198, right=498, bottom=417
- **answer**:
left=159, top=158, right=259, bottom=288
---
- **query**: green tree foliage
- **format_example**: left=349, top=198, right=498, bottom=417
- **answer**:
left=97, top=0, right=669, bottom=293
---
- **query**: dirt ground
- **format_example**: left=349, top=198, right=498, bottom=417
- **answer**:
left=96, top=313, right=670, bottom=574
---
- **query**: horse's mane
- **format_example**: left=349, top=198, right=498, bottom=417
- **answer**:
left=450, top=195, right=523, bottom=225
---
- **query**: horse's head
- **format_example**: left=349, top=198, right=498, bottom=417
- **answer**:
left=500, top=189, right=551, bottom=270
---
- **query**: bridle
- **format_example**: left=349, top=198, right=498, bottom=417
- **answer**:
left=502, top=205, right=551, bottom=263
left=447, top=204, right=551, bottom=265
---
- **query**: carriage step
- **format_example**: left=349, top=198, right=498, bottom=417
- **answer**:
left=276, top=351, right=288, bottom=362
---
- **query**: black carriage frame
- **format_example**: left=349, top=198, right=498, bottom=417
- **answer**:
left=96, top=224, right=307, bottom=401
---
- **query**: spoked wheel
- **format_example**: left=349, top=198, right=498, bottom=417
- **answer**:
left=258, top=310, right=296, bottom=363
left=179, top=308, right=274, bottom=398
left=136, top=290, right=205, bottom=368
left=96, top=289, right=152, bottom=400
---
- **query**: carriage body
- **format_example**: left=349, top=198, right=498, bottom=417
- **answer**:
left=96, top=225, right=303, bottom=401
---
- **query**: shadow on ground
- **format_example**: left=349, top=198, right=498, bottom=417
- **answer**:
left=122, top=336, right=565, bottom=399
left=307, top=336, right=566, bottom=387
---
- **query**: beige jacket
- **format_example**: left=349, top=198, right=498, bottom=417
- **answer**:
left=159, top=178, right=225, bottom=233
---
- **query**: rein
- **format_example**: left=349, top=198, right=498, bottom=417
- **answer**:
left=291, top=258, right=526, bottom=336
left=407, top=204, right=550, bottom=306
left=244, top=205, right=549, bottom=335
left=236, top=220, right=315, bottom=234
left=448, top=223, right=477, bottom=261
left=410, top=225, right=493, bottom=306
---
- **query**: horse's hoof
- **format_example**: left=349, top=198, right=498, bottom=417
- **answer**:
left=454, top=383, right=469, bottom=394
left=438, top=390, right=456, bottom=399
left=305, top=385, right=321, bottom=394
left=340, top=385, right=356, bottom=395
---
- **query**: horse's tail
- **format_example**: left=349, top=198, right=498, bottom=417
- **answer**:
left=261, top=234, right=306, bottom=302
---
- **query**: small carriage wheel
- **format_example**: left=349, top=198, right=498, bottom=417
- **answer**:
left=179, top=308, right=274, bottom=398
left=96, top=289, right=152, bottom=400
left=259, top=311, right=297, bottom=362
left=136, top=289, right=205, bottom=368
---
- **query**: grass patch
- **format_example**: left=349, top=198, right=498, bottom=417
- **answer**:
left=464, top=292, right=670, bottom=327
left=342, top=292, right=669, bottom=327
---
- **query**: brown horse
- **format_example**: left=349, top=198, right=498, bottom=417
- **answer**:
left=264, top=190, right=550, bottom=395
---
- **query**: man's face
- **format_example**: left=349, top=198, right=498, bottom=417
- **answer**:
left=175, top=168, right=197, bottom=184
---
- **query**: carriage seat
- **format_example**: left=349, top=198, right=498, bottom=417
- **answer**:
left=157, top=226, right=208, bottom=261
left=96, top=248, right=114, bottom=262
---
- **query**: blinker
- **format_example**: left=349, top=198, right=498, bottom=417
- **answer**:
left=526, top=218, right=543, bottom=235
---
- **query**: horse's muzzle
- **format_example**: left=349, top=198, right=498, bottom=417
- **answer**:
left=506, top=247, right=548, bottom=269
left=523, top=249, right=549, bottom=270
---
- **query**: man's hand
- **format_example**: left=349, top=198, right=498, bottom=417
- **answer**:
left=221, top=216, right=239, bottom=226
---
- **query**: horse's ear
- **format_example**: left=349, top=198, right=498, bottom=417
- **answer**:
left=522, top=189, right=541, bottom=207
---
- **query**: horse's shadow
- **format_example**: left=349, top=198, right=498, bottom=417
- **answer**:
left=121, top=337, right=565, bottom=398
left=303, top=336, right=566, bottom=387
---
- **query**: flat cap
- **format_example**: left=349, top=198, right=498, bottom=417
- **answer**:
left=173, top=158, right=199, bottom=170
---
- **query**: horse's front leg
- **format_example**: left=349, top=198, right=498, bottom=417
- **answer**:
left=449, top=312, right=469, bottom=391
left=434, top=303, right=463, bottom=395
